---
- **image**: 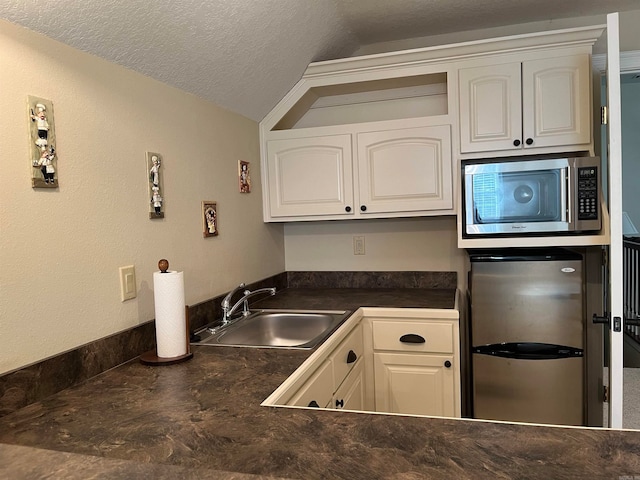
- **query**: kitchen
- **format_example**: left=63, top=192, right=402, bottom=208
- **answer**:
left=2, top=1, right=640, bottom=478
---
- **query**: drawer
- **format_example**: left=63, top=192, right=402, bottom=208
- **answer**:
left=372, top=320, right=454, bottom=353
left=330, top=323, right=363, bottom=388
left=288, top=360, right=333, bottom=409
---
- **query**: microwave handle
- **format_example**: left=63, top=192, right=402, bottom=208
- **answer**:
left=564, top=167, right=571, bottom=225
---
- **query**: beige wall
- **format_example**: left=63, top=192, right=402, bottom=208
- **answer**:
left=284, top=217, right=468, bottom=289
left=0, top=19, right=285, bottom=374
left=354, top=11, right=640, bottom=56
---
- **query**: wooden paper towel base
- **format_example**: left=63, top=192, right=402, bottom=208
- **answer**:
left=140, top=304, right=193, bottom=366
left=140, top=350, right=193, bottom=366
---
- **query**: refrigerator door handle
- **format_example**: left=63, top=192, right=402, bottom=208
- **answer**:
left=472, top=342, right=583, bottom=360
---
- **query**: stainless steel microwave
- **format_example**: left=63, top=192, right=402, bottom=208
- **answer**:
left=462, top=156, right=601, bottom=237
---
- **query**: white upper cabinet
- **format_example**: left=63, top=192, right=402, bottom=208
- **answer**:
left=523, top=55, right=591, bottom=149
left=357, top=125, right=452, bottom=214
left=264, top=119, right=454, bottom=221
left=458, top=62, right=522, bottom=153
left=459, top=54, right=591, bottom=154
left=261, top=26, right=605, bottom=223
left=266, top=134, right=354, bottom=218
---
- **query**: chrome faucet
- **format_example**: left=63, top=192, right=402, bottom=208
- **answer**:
left=221, top=283, right=245, bottom=321
left=221, top=284, right=276, bottom=325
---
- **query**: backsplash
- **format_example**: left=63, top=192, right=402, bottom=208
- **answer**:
left=286, top=271, right=457, bottom=289
left=0, top=323, right=156, bottom=417
left=0, top=270, right=455, bottom=417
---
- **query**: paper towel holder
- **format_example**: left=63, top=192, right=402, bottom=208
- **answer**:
left=140, top=259, right=194, bottom=366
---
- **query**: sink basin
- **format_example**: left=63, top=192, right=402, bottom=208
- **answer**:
left=193, top=309, right=350, bottom=349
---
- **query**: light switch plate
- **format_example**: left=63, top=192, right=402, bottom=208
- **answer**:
left=119, top=265, right=136, bottom=301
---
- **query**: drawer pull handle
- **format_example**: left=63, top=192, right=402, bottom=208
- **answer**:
left=346, top=350, right=357, bottom=364
left=444, top=360, right=452, bottom=368
left=400, top=334, right=425, bottom=344
left=308, top=400, right=320, bottom=408
left=335, top=399, right=344, bottom=408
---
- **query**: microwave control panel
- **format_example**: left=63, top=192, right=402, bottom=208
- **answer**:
left=577, top=167, right=598, bottom=220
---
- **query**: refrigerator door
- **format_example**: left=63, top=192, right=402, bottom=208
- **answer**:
left=470, top=255, right=583, bottom=348
left=473, top=354, right=583, bottom=425
left=469, top=249, right=585, bottom=425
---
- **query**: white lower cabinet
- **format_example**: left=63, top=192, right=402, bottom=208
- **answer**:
left=333, top=359, right=365, bottom=411
left=373, top=352, right=456, bottom=417
left=287, top=323, right=364, bottom=409
left=370, top=316, right=461, bottom=417
left=275, top=310, right=460, bottom=418
left=288, top=359, right=334, bottom=408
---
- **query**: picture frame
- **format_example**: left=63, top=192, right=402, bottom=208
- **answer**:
left=147, top=152, right=164, bottom=219
left=28, top=96, right=58, bottom=188
left=238, top=160, right=251, bottom=193
left=202, top=201, right=218, bottom=237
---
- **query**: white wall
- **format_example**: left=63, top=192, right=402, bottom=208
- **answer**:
left=284, top=217, right=467, bottom=289
left=0, top=20, right=285, bottom=374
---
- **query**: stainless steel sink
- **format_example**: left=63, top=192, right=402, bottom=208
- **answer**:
left=192, top=309, right=350, bottom=349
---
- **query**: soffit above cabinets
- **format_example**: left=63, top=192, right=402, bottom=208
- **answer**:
left=261, top=25, right=605, bottom=133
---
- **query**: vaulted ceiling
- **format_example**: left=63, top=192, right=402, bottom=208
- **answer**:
left=1, top=0, right=638, bottom=121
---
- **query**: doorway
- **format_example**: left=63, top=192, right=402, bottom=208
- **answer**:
left=602, top=71, right=640, bottom=428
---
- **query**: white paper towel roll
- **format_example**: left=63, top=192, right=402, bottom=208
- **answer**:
left=153, top=270, right=187, bottom=358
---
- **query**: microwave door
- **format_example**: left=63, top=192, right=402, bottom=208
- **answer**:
left=465, top=166, right=569, bottom=235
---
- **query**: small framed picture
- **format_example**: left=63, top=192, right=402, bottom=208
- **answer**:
left=238, top=160, right=251, bottom=193
left=202, top=201, right=218, bottom=237
left=147, top=152, right=164, bottom=219
left=28, top=96, right=58, bottom=188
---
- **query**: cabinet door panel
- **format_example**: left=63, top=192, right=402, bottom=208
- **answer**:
left=523, top=55, right=591, bottom=148
left=459, top=63, right=522, bottom=153
left=288, top=360, right=333, bottom=409
left=266, top=135, right=354, bottom=217
left=357, top=125, right=452, bottom=213
left=331, top=324, right=363, bottom=388
left=374, top=353, right=455, bottom=417
left=333, top=360, right=365, bottom=411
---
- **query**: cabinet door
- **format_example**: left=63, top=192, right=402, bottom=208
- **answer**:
left=288, top=360, right=333, bottom=409
left=459, top=63, right=522, bottom=153
left=333, top=359, right=365, bottom=411
left=266, top=134, right=354, bottom=218
left=374, top=352, right=456, bottom=417
left=331, top=323, right=363, bottom=388
left=357, top=125, right=452, bottom=213
left=522, top=54, right=591, bottom=149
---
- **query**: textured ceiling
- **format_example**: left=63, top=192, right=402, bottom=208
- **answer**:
left=1, top=0, right=639, bottom=121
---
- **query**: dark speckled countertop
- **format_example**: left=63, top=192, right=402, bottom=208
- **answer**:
left=1, top=288, right=640, bottom=479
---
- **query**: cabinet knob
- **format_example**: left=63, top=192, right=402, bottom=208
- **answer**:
left=346, top=350, right=357, bottom=364
left=444, top=360, right=452, bottom=368
left=308, top=400, right=320, bottom=408
left=335, top=399, right=344, bottom=408
left=513, top=139, right=521, bottom=147
left=360, top=205, right=367, bottom=212
left=345, top=206, right=352, bottom=212
left=525, top=138, right=534, bottom=145
left=399, top=333, right=425, bottom=344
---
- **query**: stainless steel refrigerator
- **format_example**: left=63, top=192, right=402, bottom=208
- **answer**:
left=469, top=249, right=585, bottom=426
